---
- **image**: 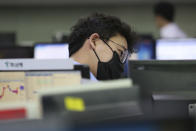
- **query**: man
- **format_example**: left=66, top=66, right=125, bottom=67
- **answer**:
left=154, top=2, right=187, bottom=38
left=68, top=13, right=136, bottom=80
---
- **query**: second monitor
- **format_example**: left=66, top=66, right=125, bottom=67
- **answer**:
left=34, top=43, right=69, bottom=59
left=156, top=38, right=196, bottom=60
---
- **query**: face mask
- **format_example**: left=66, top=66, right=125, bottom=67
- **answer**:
left=94, top=51, right=124, bottom=80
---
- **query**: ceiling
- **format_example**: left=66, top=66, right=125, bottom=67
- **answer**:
left=0, top=0, right=195, bottom=6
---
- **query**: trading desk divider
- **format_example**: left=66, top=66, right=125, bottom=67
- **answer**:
left=38, top=79, right=142, bottom=125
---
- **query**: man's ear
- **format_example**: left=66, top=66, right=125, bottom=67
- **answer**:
left=89, top=33, right=100, bottom=50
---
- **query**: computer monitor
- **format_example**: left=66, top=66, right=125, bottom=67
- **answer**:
left=0, top=70, right=81, bottom=120
left=0, top=32, right=16, bottom=47
left=34, top=43, right=69, bottom=59
left=129, top=60, right=196, bottom=94
left=130, top=35, right=155, bottom=60
left=40, top=79, right=142, bottom=124
left=128, top=60, right=196, bottom=119
left=0, top=47, right=34, bottom=58
left=0, top=59, right=90, bottom=120
left=156, top=39, right=196, bottom=60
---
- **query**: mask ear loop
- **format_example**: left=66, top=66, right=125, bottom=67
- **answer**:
left=102, top=39, right=114, bottom=52
left=93, top=49, right=101, bottom=62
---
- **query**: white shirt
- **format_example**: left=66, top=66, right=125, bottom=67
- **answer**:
left=160, top=23, right=187, bottom=39
left=72, top=59, right=97, bottom=81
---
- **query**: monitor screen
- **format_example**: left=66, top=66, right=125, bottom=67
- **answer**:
left=34, top=43, right=69, bottom=59
left=130, top=35, right=155, bottom=60
left=156, top=39, right=196, bottom=60
left=136, top=40, right=155, bottom=60
left=0, top=71, right=81, bottom=102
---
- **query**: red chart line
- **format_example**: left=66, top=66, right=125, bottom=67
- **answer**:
left=0, top=86, right=21, bottom=99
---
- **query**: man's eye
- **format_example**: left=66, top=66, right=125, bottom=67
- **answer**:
left=117, top=49, right=123, bottom=56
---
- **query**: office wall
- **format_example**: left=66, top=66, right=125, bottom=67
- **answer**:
left=0, top=4, right=195, bottom=46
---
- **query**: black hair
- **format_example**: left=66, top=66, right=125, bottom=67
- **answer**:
left=154, top=2, right=175, bottom=22
left=68, top=13, right=137, bottom=57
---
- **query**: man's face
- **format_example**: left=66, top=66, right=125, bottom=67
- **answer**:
left=94, top=34, right=128, bottom=63
left=155, top=15, right=165, bottom=28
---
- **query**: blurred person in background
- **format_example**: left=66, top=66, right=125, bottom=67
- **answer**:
left=68, top=13, right=136, bottom=81
left=153, top=2, right=187, bottom=38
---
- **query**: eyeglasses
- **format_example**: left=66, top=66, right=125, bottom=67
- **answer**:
left=102, top=39, right=129, bottom=64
